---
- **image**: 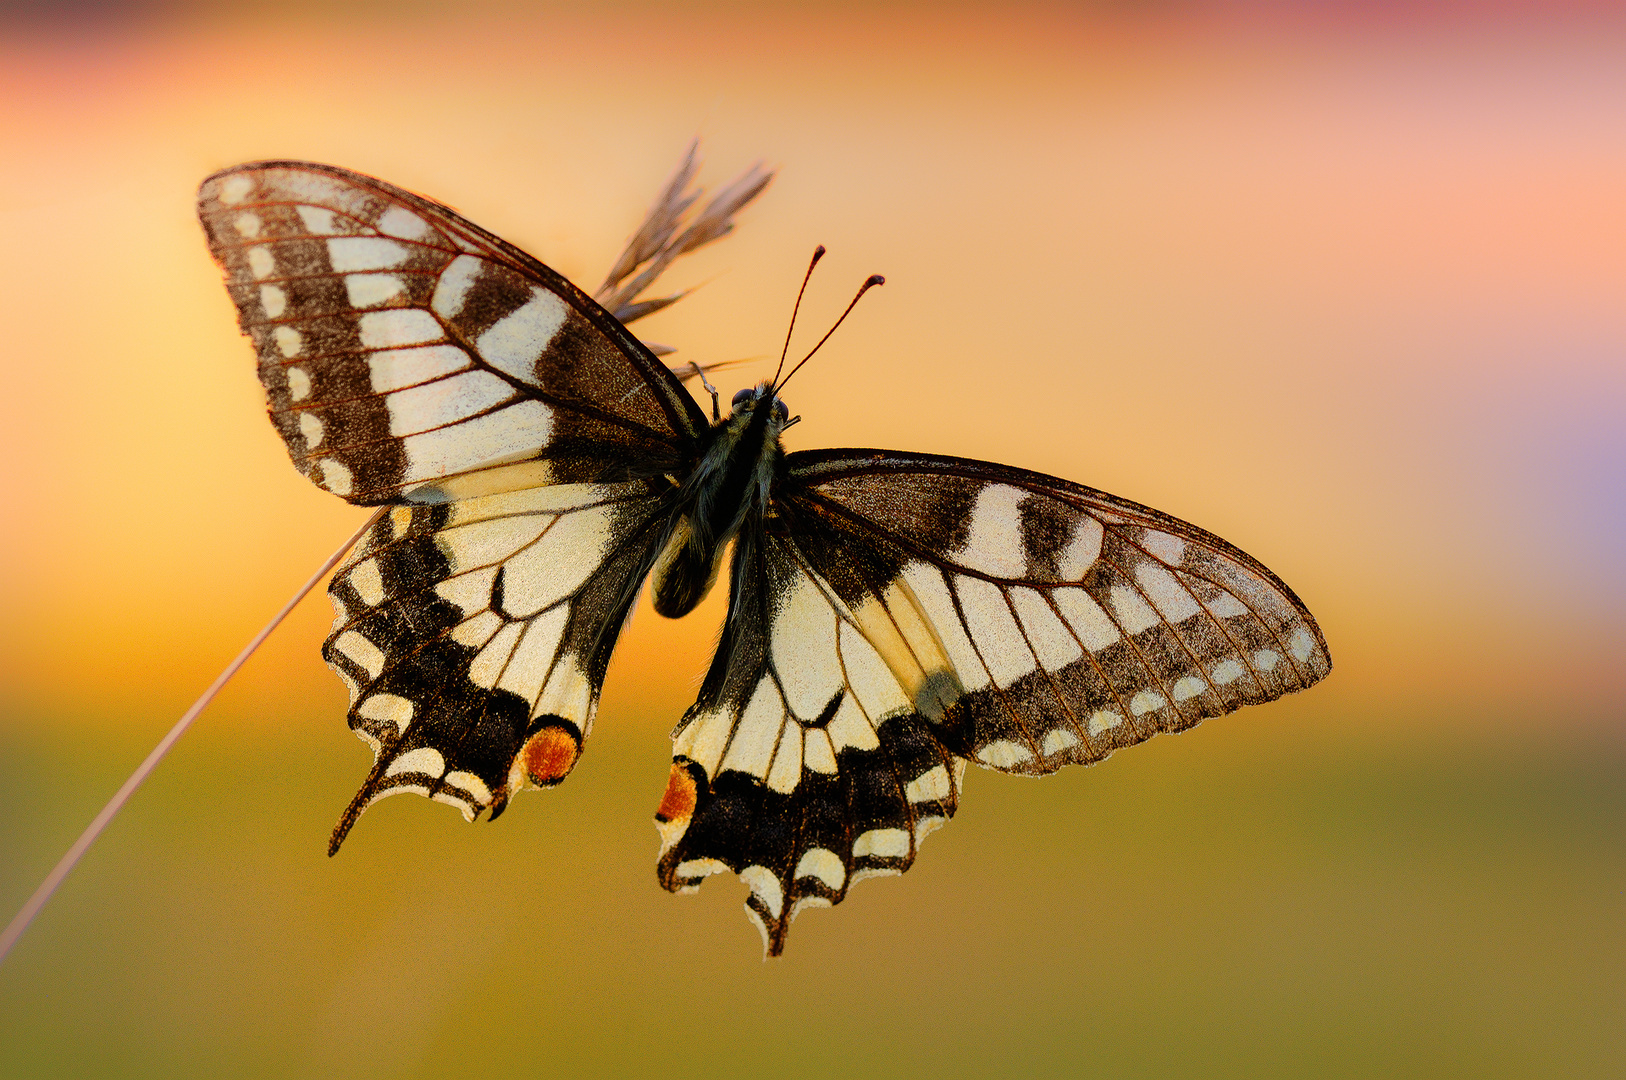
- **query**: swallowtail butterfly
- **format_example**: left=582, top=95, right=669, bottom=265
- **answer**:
left=198, top=159, right=1330, bottom=956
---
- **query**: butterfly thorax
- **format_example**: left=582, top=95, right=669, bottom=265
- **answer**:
left=650, top=384, right=789, bottom=618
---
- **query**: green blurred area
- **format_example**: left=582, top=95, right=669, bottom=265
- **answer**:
left=2, top=694, right=1620, bottom=1079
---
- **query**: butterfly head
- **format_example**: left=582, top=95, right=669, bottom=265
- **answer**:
left=729, top=383, right=792, bottom=429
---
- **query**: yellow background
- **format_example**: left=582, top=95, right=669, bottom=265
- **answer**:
left=1, top=4, right=1621, bottom=1077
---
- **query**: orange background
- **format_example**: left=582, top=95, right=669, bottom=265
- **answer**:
left=1, top=4, right=1621, bottom=1077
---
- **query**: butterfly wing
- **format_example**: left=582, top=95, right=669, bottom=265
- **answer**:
left=197, top=162, right=706, bottom=846
left=197, top=161, right=706, bottom=505
left=325, top=480, right=671, bottom=851
left=656, top=449, right=1330, bottom=954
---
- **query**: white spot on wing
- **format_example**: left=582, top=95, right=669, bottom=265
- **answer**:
left=1172, top=675, right=1207, bottom=701
left=795, top=848, right=845, bottom=889
left=259, top=284, right=287, bottom=318
left=1205, top=593, right=1250, bottom=618
left=1135, top=563, right=1200, bottom=622
left=232, top=212, right=262, bottom=237
left=853, top=829, right=910, bottom=859
left=285, top=366, right=311, bottom=401
left=1041, top=728, right=1081, bottom=755
left=274, top=326, right=303, bottom=358
left=376, top=205, right=431, bottom=241
left=347, top=558, right=384, bottom=605
left=327, top=236, right=412, bottom=273
left=475, top=289, right=569, bottom=383
left=1009, top=586, right=1083, bottom=670
left=219, top=174, right=253, bottom=204
left=739, top=866, right=784, bottom=918
left=904, top=765, right=951, bottom=803
left=1141, top=532, right=1186, bottom=565
left=766, top=722, right=802, bottom=794
left=435, top=566, right=497, bottom=615
left=358, top=309, right=443, bottom=349
left=676, top=858, right=728, bottom=880
left=345, top=273, right=406, bottom=308
left=954, top=576, right=1036, bottom=687
left=1211, top=659, right=1245, bottom=685
left=1289, top=627, right=1315, bottom=663
left=1088, top=709, right=1123, bottom=734
left=295, top=205, right=337, bottom=234
left=386, top=747, right=445, bottom=779
left=443, top=771, right=491, bottom=804
left=1055, top=516, right=1104, bottom=579
left=1254, top=649, right=1280, bottom=671
left=313, top=458, right=352, bottom=495
left=333, top=630, right=383, bottom=679
left=247, top=246, right=274, bottom=279
left=1052, top=587, right=1120, bottom=651
left=802, top=729, right=838, bottom=774
left=975, top=739, right=1033, bottom=768
left=825, top=695, right=879, bottom=753
left=432, top=254, right=483, bottom=318
left=358, top=693, right=413, bottom=734
left=368, top=344, right=470, bottom=392
left=1108, top=584, right=1160, bottom=635
left=952, top=484, right=1028, bottom=578
left=1129, top=690, right=1167, bottom=716
left=298, top=411, right=323, bottom=448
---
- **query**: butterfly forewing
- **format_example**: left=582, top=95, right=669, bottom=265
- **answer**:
left=657, top=449, right=1330, bottom=953
left=788, top=451, right=1331, bottom=768
left=197, top=162, right=704, bottom=505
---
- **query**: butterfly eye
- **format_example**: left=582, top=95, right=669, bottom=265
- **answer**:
left=774, top=399, right=789, bottom=423
left=731, top=388, right=754, bottom=408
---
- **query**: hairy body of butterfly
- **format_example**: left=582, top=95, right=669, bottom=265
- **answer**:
left=198, top=158, right=1331, bottom=956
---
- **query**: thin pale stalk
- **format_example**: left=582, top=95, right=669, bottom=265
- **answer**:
left=0, top=507, right=386, bottom=965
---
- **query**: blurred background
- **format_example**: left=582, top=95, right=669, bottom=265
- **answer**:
left=1, top=1, right=1621, bottom=1076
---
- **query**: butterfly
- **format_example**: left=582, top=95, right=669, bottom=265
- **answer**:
left=197, top=154, right=1331, bottom=956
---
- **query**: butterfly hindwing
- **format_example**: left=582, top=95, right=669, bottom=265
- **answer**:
left=197, top=162, right=705, bottom=505
left=326, top=479, right=671, bottom=850
left=657, top=449, right=1330, bottom=953
left=655, top=525, right=965, bottom=955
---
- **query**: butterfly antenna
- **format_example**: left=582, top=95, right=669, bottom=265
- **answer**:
left=774, top=273, right=885, bottom=394
left=770, top=245, right=826, bottom=389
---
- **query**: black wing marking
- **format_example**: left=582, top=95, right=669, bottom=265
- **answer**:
left=656, top=449, right=1329, bottom=954
left=198, top=161, right=706, bottom=505
left=324, top=479, right=670, bottom=852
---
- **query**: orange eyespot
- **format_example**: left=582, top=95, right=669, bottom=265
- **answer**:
left=521, top=726, right=579, bottom=786
left=655, top=763, right=698, bottom=824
